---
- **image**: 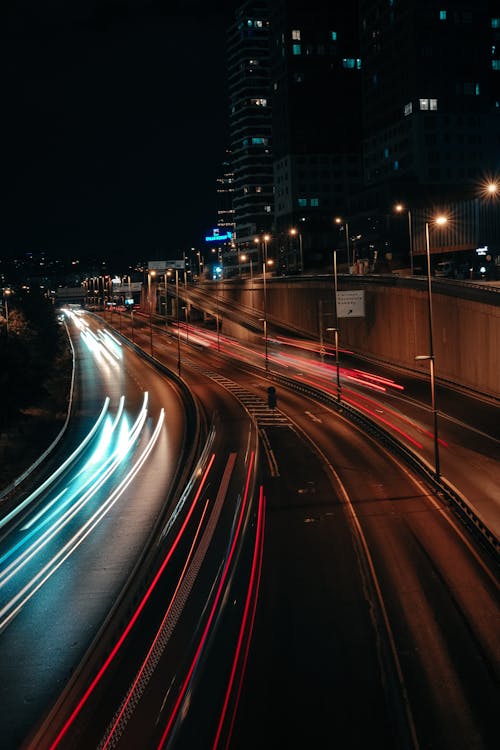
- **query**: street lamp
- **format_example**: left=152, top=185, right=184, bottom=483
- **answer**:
left=263, top=233, right=271, bottom=265
left=183, top=305, right=189, bottom=342
left=256, top=234, right=271, bottom=370
left=394, top=203, right=414, bottom=276
left=331, top=250, right=341, bottom=402
left=479, top=178, right=499, bottom=199
left=2, top=288, right=13, bottom=334
left=416, top=215, right=447, bottom=481
left=262, top=256, right=274, bottom=371
left=147, top=269, right=156, bottom=357
left=240, top=253, right=254, bottom=308
left=290, top=228, right=304, bottom=273
left=167, top=268, right=182, bottom=374
left=196, top=250, right=204, bottom=278
left=214, top=264, right=222, bottom=352
left=175, top=268, right=181, bottom=374
left=335, top=217, right=350, bottom=269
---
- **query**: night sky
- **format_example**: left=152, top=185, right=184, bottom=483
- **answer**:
left=2, top=1, right=234, bottom=265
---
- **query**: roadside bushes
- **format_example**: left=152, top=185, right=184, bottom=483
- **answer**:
left=0, top=289, right=68, bottom=428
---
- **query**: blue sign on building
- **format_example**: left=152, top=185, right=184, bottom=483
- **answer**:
left=205, top=229, right=233, bottom=243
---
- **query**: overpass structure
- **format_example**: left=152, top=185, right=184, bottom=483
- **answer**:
left=175, top=274, right=500, bottom=403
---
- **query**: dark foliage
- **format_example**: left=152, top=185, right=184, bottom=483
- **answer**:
left=0, top=290, right=65, bottom=427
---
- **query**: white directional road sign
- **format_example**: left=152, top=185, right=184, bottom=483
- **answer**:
left=336, top=290, right=365, bottom=318
left=148, top=260, right=186, bottom=271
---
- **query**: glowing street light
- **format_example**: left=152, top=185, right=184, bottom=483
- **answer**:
left=2, top=288, right=13, bottom=334
left=289, top=228, right=304, bottom=273
left=196, top=249, right=204, bottom=278
left=240, top=253, right=254, bottom=309
left=147, top=270, right=156, bottom=357
left=394, top=203, right=414, bottom=275
left=331, top=251, right=341, bottom=402
left=479, top=178, right=499, bottom=199
left=335, top=217, right=350, bottom=268
left=416, top=215, right=448, bottom=481
left=262, top=235, right=272, bottom=371
left=255, top=235, right=272, bottom=371
left=167, top=268, right=182, bottom=374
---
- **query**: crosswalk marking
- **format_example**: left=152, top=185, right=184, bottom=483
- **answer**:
left=187, top=363, right=290, bottom=428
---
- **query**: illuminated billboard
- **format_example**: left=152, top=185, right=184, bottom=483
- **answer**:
left=204, top=229, right=233, bottom=243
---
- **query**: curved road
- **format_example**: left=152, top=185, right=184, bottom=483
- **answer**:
left=0, top=312, right=193, bottom=748
left=98, top=312, right=499, bottom=750
left=0, top=308, right=497, bottom=750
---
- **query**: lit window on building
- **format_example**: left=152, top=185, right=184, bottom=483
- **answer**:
left=298, top=198, right=307, bottom=207
left=419, top=98, right=429, bottom=110
left=493, top=60, right=500, bottom=70
left=439, top=10, right=447, bottom=20
left=492, top=18, right=500, bottom=28
left=292, top=29, right=301, bottom=40
left=331, top=31, right=337, bottom=40
left=293, top=44, right=301, bottom=55
left=404, top=102, right=413, bottom=115
left=430, top=98, right=438, bottom=109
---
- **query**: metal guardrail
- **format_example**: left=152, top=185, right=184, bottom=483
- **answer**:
left=265, top=272, right=500, bottom=305
left=112, top=299, right=500, bottom=564
left=261, top=367, right=500, bottom=565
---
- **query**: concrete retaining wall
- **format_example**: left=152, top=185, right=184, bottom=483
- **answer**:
left=207, top=277, right=500, bottom=401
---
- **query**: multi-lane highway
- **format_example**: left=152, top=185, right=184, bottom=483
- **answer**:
left=0, top=307, right=498, bottom=749
left=106, top=309, right=499, bottom=750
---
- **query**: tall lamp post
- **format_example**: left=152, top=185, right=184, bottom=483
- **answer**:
left=335, top=217, right=350, bottom=269
left=331, top=250, right=341, bottom=401
left=290, top=227, right=303, bottom=273
left=197, top=250, right=204, bottom=278
left=175, top=268, right=181, bottom=375
left=168, top=268, right=181, bottom=374
left=215, top=263, right=222, bottom=352
left=416, top=215, right=447, bottom=481
left=147, top=269, right=156, bottom=357
left=240, top=253, right=254, bottom=309
left=262, top=234, right=271, bottom=371
left=395, top=203, right=414, bottom=275
left=2, top=288, right=12, bottom=334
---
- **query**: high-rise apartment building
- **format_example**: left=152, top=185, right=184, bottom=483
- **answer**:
left=269, top=1, right=363, bottom=271
left=354, top=0, right=500, bottom=268
left=215, top=150, right=236, bottom=234
left=226, top=1, right=274, bottom=252
left=222, top=1, right=500, bottom=273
